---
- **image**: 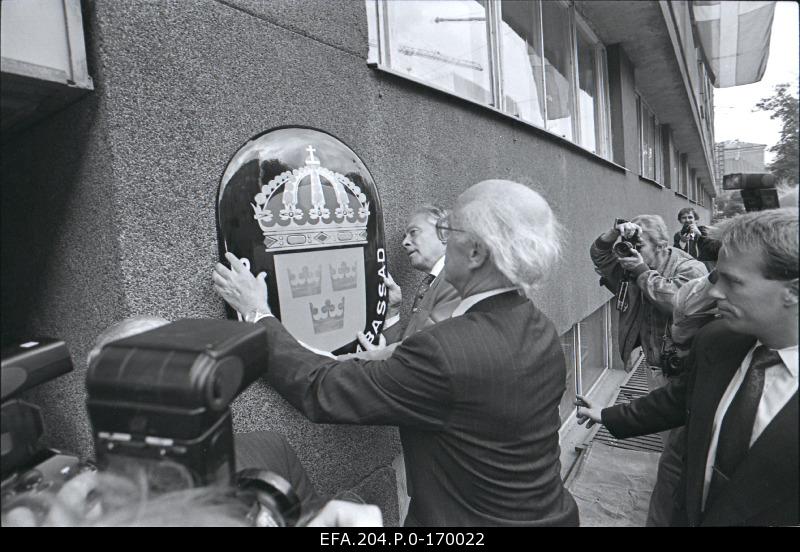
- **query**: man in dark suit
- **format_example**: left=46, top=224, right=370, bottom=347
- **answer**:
left=213, top=180, right=578, bottom=526
left=578, top=208, right=798, bottom=526
left=349, top=205, right=459, bottom=362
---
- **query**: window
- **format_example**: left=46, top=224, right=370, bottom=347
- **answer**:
left=379, top=0, right=493, bottom=105
left=637, top=94, right=662, bottom=183
left=679, top=154, right=689, bottom=196
left=368, top=0, right=611, bottom=158
left=499, top=0, right=545, bottom=126
left=541, top=0, right=575, bottom=141
left=574, top=18, right=607, bottom=153
left=559, top=302, right=613, bottom=423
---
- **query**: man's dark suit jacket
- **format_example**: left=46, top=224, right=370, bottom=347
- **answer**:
left=262, top=291, right=578, bottom=526
left=382, top=273, right=460, bottom=343
left=602, top=320, right=799, bottom=526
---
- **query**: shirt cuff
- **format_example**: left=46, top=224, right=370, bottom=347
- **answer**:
left=251, top=312, right=274, bottom=323
left=383, top=314, right=400, bottom=329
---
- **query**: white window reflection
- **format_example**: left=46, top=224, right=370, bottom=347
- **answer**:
left=576, top=25, right=599, bottom=152
left=500, top=0, right=545, bottom=126
left=383, top=0, right=492, bottom=105
left=541, top=1, right=575, bottom=140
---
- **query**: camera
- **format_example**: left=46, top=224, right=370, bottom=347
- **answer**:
left=680, top=222, right=693, bottom=237
left=1, top=339, right=94, bottom=515
left=86, top=319, right=302, bottom=526
left=613, top=218, right=644, bottom=257
left=660, top=348, right=686, bottom=378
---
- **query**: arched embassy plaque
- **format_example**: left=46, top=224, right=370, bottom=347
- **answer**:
left=217, top=127, right=388, bottom=355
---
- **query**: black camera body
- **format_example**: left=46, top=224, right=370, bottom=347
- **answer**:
left=660, top=348, right=685, bottom=378
left=86, top=319, right=269, bottom=488
left=1, top=339, right=73, bottom=478
left=613, top=218, right=644, bottom=257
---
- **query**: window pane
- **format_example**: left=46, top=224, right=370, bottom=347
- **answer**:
left=559, top=327, right=577, bottom=422
left=384, top=0, right=492, bottom=105
left=579, top=305, right=608, bottom=394
left=499, top=0, right=545, bottom=126
left=541, top=1, right=575, bottom=139
left=576, top=26, right=599, bottom=152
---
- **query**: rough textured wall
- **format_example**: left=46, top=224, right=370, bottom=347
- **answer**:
left=1, top=0, right=709, bottom=524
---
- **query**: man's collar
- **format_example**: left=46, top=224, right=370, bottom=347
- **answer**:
left=450, top=287, right=518, bottom=318
left=751, top=340, right=798, bottom=378
left=429, top=256, right=445, bottom=277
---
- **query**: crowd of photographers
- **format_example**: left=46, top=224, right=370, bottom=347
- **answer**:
left=2, top=187, right=797, bottom=527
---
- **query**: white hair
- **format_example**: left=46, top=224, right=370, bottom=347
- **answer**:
left=456, top=180, right=563, bottom=299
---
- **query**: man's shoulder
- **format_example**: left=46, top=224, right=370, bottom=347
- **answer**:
left=692, top=320, right=755, bottom=361
left=668, top=246, right=707, bottom=272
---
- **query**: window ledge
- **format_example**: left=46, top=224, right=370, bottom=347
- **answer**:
left=370, top=64, right=627, bottom=174
left=674, top=192, right=689, bottom=199
left=638, top=175, right=664, bottom=189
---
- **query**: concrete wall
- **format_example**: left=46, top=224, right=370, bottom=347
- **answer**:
left=1, top=0, right=710, bottom=524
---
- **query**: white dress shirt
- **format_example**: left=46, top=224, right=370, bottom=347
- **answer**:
left=450, top=287, right=519, bottom=318
left=702, top=342, right=798, bottom=509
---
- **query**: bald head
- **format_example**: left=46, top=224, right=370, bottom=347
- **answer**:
left=449, top=180, right=562, bottom=299
left=87, top=315, right=170, bottom=366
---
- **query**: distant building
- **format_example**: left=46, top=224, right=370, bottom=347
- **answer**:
left=714, top=140, right=767, bottom=190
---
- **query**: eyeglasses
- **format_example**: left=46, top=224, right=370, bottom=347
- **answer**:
left=435, top=215, right=469, bottom=244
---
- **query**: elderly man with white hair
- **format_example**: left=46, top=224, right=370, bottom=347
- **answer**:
left=213, top=180, right=579, bottom=527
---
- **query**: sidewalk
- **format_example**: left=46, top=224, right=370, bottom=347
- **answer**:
left=565, top=361, right=663, bottom=527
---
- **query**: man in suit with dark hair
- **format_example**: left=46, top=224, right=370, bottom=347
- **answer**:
left=213, top=180, right=579, bottom=526
left=578, top=208, right=798, bottom=526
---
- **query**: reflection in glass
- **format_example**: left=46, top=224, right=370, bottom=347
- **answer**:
left=559, top=326, right=577, bottom=422
left=499, top=0, right=544, bottom=126
left=384, top=0, right=492, bottom=105
left=576, top=26, right=599, bottom=153
left=541, top=1, right=575, bottom=140
left=579, top=305, right=608, bottom=395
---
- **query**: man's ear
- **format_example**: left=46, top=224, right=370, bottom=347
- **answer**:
left=467, top=238, right=490, bottom=269
left=783, top=278, right=799, bottom=306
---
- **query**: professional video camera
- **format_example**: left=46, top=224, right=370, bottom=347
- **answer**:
left=1, top=339, right=91, bottom=507
left=86, top=318, right=301, bottom=526
left=612, top=218, right=644, bottom=257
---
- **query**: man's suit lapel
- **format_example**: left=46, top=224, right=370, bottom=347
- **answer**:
left=684, top=335, right=756, bottom=524
left=701, top=393, right=798, bottom=525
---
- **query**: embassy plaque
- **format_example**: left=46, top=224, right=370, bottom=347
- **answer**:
left=217, top=127, right=388, bottom=354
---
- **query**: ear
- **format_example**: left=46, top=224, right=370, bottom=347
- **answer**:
left=783, top=278, right=799, bottom=306
left=467, top=238, right=490, bottom=270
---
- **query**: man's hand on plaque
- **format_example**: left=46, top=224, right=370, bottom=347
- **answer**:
left=384, top=272, right=402, bottom=319
left=213, top=252, right=270, bottom=317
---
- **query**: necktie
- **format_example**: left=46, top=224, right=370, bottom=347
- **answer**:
left=411, top=273, right=436, bottom=314
left=705, top=345, right=782, bottom=510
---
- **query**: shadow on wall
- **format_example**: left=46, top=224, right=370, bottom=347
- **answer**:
left=1, top=91, right=127, bottom=459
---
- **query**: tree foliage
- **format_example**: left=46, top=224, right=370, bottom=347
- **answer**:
left=755, top=83, right=799, bottom=185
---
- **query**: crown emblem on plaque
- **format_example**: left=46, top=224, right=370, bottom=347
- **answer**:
left=310, top=297, right=345, bottom=334
left=252, top=145, right=371, bottom=252
left=330, top=261, right=358, bottom=291
left=287, top=265, right=322, bottom=298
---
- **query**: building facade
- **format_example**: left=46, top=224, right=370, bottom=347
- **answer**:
left=1, top=0, right=716, bottom=524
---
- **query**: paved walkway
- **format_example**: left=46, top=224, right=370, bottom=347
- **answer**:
left=567, top=441, right=660, bottom=527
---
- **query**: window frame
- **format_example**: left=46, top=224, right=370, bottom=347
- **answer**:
left=368, top=0, right=613, bottom=160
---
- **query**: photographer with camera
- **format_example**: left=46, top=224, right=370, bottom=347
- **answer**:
left=577, top=209, right=798, bottom=526
left=673, top=208, right=713, bottom=264
left=590, top=214, right=707, bottom=526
